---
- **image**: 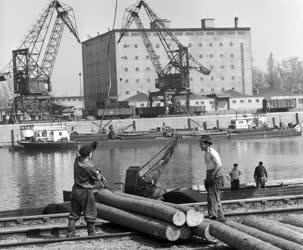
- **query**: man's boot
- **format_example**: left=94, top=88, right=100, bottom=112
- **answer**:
left=66, top=219, right=76, bottom=238
left=87, top=222, right=96, bottom=236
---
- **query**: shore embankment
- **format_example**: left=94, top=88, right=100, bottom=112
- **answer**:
left=1, top=111, right=302, bottom=146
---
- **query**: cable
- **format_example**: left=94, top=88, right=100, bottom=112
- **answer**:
left=97, top=0, right=118, bottom=134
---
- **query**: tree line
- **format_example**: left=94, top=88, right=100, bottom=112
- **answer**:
left=252, top=53, right=303, bottom=94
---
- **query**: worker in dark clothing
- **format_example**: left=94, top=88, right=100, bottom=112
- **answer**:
left=254, top=161, right=268, bottom=188
left=66, top=141, right=106, bottom=237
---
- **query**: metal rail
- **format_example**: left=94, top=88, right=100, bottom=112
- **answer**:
left=0, top=231, right=137, bottom=248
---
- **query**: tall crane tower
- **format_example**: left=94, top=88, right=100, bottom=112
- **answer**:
left=118, top=0, right=211, bottom=114
left=0, top=0, right=80, bottom=123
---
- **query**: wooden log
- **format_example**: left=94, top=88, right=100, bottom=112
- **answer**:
left=95, top=189, right=186, bottom=226
left=192, top=218, right=216, bottom=242
left=242, top=216, right=303, bottom=245
left=280, top=214, right=303, bottom=228
left=116, top=191, right=203, bottom=227
left=95, top=203, right=180, bottom=241
left=225, top=220, right=302, bottom=250
left=280, top=222, right=303, bottom=234
left=209, top=221, right=281, bottom=250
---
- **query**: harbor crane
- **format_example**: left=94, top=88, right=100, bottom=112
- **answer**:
left=118, top=0, right=211, bottom=114
left=0, top=0, right=80, bottom=123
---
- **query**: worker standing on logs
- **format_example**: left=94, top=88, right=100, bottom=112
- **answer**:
left=66, top=141, right=106, bottom=237
left=200, top=135, right=226, bottom=222
left=254, top=161, right=268, bottom=188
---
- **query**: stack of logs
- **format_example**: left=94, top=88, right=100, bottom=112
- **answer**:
left=45, top=190, right=303, bottom=249
left=94, top=189, right=204, bottom=241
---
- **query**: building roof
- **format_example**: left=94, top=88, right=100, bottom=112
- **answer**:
left=256, top=87, right=294, bottom=98
left=175, top=93, right=211, bottom=101
left=207, top=89, right=252, bottom=99
left=124, top=92, right=149, bottom=102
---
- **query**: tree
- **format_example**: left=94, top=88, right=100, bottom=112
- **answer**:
left=252, top=66, right=267, bottom=91
left=266, top=52, right=281, bottom=88
left=277, top=57, right=303, bottom=93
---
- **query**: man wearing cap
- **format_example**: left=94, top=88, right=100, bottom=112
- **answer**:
left=229, top=163, right=241, bottom=190
left=254, top=161, right=268, bottom=188
left=66, top=141, right=106, bottom=237
left=200, top=135, right=226, bottom=222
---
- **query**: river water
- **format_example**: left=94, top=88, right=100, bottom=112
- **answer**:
left=1, top=136, right=303, bottom=211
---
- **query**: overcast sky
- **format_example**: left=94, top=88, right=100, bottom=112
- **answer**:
left=1, top=0, right=303, bottom=96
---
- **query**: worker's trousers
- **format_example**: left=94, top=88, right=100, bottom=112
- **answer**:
left=205, top=170, right=225, bottom=219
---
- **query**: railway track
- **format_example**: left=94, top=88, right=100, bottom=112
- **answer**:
left=0, top=195, right=302, bottom=248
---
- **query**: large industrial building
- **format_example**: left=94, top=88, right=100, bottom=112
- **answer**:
left=82, top=18, right=252, bottom=115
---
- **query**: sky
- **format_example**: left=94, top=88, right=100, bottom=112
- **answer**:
left=0, top=0, right=303, bottom=96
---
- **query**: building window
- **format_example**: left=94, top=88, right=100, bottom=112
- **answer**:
left=123, top=44, right=129, bottom=48
left=137, top=90, right=140, bottom=94
left=220, top=65, right=224, bottom=69
left=125, top=79, right=128, bottom=83
left=200, top=77, right=204, bottom=81
left=248, top=99, right=252, bottom=103
left=209, top=54, right=213, bottom=58
left=124, top=68, right=128, bottom=72
left=211, top=76, right=214, bottom=80
left=146, top=55, right=149, bottom=59
left=231, top=65, right=235, bottom=69
left=210, top=65, right=214, bottom=69
left=199, top=55, right=203, bottom=58
left=134, top=44, right=138, bottom=48
left=220, top=54, right=224, bottom=58
left=240, top=100, right=244, bottom=103
left=147, top=78, right=151, bottom=82
left=195, top=101, right=199, bottom=105
left=146, top=67, right=150, bottom=70
left=209, top=43, right=213, bottom=47
left=199, top=43, right=202, bottom=47
left=230, top=42, right=233, bottom=46
left=231, top=76, right=235, bottom=80
left=188, top=43, right=192, bottom=47
left=201, top=88, right=204, bottom=92
left=135, top=56, right=139, bottom=60
left=190, top=77, right=193, bottom=81
left=230, top=53, right=234, bottom=58
left=221, top=77, right=224, bottom=80
left=136, top=79, right=140, bottom=83
left=232, top=100, right=236, bottom=104
left=156, top=44, right=160, bottom=48
left=201, top=101, right=204, bottom=105
left=126, top=90, right=130, bottom=94
left=219, top=42, right=223, bottom=47
left=156, top=103, right=161, bottom=107
left=136, top=67, right=139, bottom=71
left=211, top=88, right=214, bottom=92
left=209, top=101, right=214, bottom=104
left=256, top=99, right=260, bottom=103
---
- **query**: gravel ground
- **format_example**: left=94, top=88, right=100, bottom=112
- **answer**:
left=10, top=235, right=230, bottom=250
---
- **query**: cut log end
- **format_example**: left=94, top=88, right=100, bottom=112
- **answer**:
left=172, top=211, right=186, bottom=227
left=186, top=210, right=204, bottom=227
left=204, top=225, right=217, bottom=242
left=165, top=225, right=181, bottom=241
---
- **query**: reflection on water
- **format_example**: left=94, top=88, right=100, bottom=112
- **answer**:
left=1, top=136, right=303, bottom=211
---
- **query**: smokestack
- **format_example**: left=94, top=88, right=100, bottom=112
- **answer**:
left=234, top=17, right=239, bottom=28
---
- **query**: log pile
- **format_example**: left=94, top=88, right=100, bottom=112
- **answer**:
left=94, top=189, right=204, bottom=241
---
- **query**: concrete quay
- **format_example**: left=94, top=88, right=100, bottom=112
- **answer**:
left=1, top=111, right=303, bottom=146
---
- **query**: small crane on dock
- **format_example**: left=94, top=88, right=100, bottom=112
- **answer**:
left=124, top=136, right=180, bottom=198
left=118, top=0, right=211, bottom=114
left=0, top=0, right=80, bottom=123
